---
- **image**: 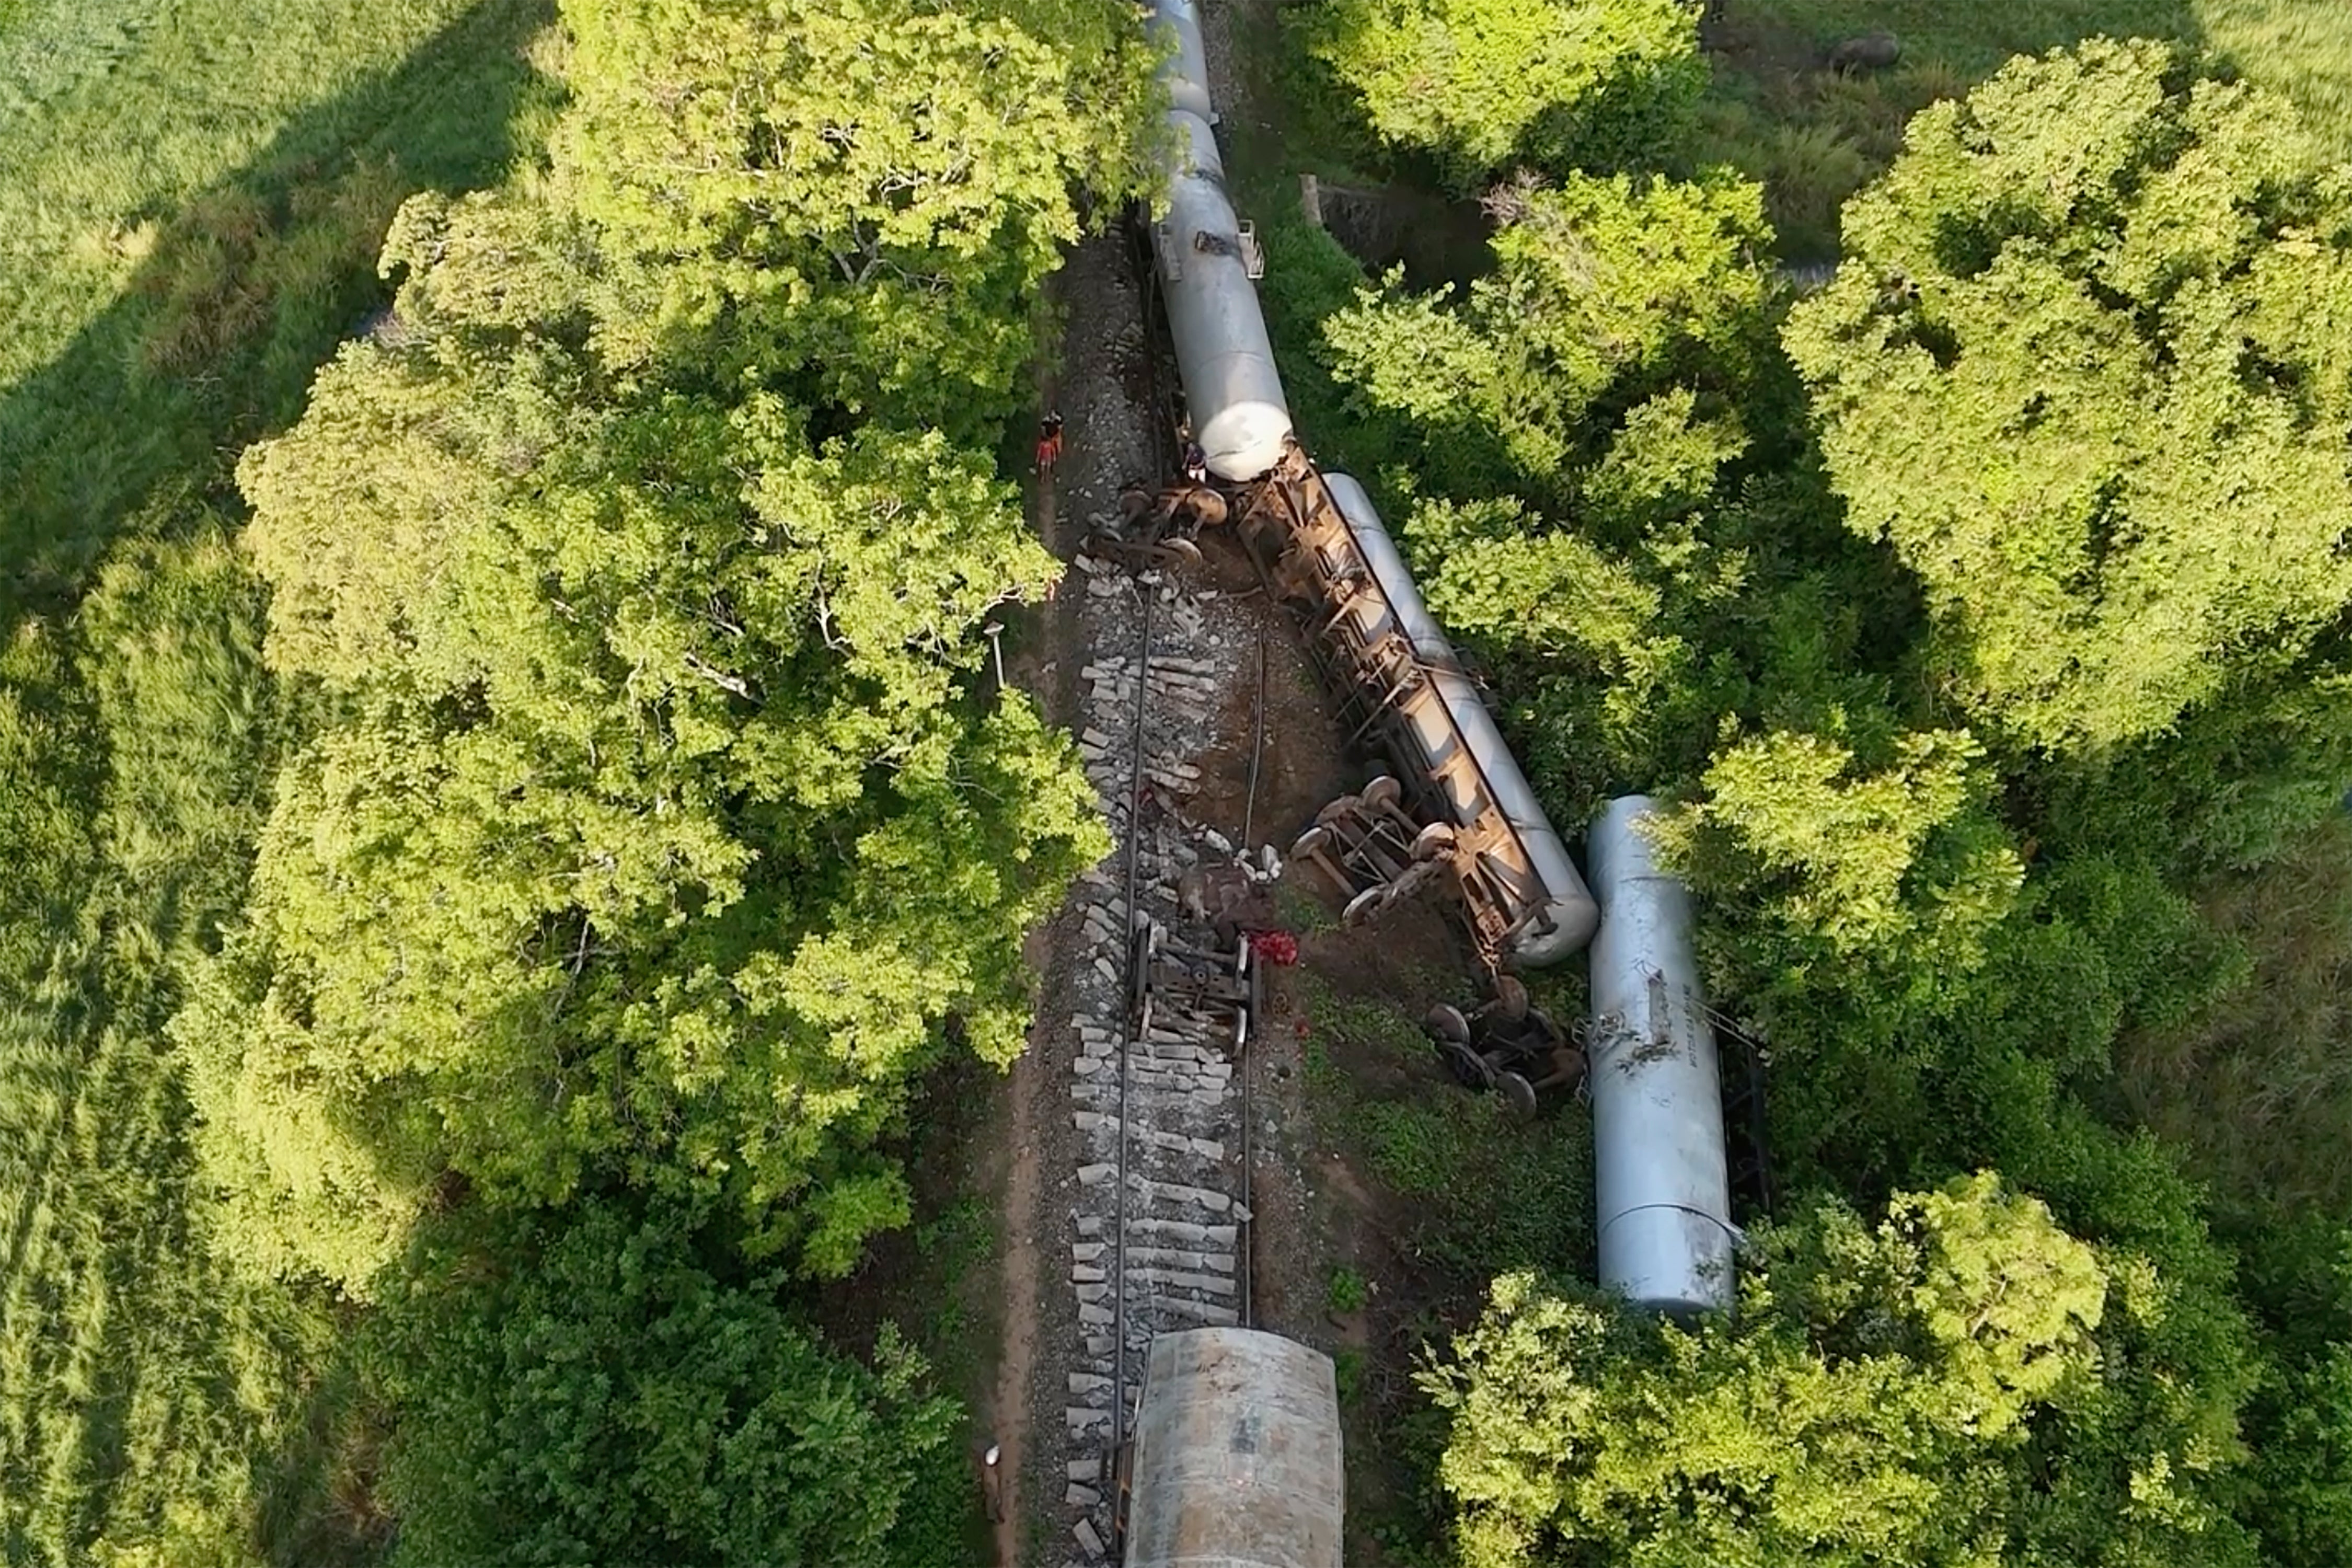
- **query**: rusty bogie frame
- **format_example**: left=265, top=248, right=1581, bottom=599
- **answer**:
left=1421, top=983, right=1587, bottom=1121
left=1238, top=450, right=1557, bottom=979
left=1082, top=480, right=1230, bottom=573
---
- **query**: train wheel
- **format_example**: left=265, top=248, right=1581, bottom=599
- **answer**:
left=1181, top=487, right=1230, bottom=528
left=1411, top=821, right=1457, bottom=861
left=1497, top=1071, right=1541, bottom=1122
left=1361, top=774, right=1402, bottom=812
left=1491, top=974, right=1529, bottom=1022
left=1341, top=885, right=1385, bottom=927
left=1289, top=824, right=1332, bottom=860
left=1423, top=1003, right=1472, bottom=1044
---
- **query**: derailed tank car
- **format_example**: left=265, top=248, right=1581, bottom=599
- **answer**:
left=1587, top=797, right=1739, bottom=1317
left=1123, top=1329, right=1343, bottom=1568
left=1134, top=0, right=1596, bottom=974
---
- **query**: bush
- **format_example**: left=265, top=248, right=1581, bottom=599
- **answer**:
left=1302, top=0, right=1705, bottom=187
left=371, top=1196, right=957, bottom=1568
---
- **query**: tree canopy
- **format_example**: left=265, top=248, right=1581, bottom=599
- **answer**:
left=171, top=0, right=1134, bottom=1295
left=1429, top=1176, right=2248, bottom=1568
left=1301, top=0, right=1705, bottom=186
left=370, top=1196, right=956, bottom=1568
left=1785, top=39, right=2352, bottom=755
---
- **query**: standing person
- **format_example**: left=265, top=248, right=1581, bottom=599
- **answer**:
left=1182, top=436, right=1208, bottom=486
left=981, top=1442, right=1006, bottom=1523
left=1035, top=410, right=1064, bottom=475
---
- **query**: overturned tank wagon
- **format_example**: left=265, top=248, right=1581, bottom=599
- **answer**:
left=1587, top=796, right=1739, bottom=1318
left=1123, top=1329, right=1344, bottom=1568
left=1251, top=465, right=1599, bottom=967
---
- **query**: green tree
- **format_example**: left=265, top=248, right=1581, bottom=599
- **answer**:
left=1324, top=171, right=1771, bottom=492
left=370, top=1195, right=957, bottom=1568
left=1785, top=39, right=2352, bottom=756
left=1656, top=726, right=2021, bottom=977
left=1302, top=0, right=1704, bottom=185
left=553, top=0, right=1158, bottom=436
left=176, top=0, right=1130, bottom=1291
left=1427, top=1174, right=2252, bottom=1568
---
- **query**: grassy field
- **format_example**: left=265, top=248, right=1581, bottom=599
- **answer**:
left=1703, top=0, right=2352, bottom=256
left=2117, top=815, right=2352, bottom=1227
left=0, top=0, right=559, bottom=605
left=0, top=0, right=556, bottom=1560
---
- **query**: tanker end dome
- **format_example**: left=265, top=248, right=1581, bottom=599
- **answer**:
left=1320, top=472, right=1599, bottom=963
left=1587, top=796, right=1738, bottom=1319
left=1197, top=398, right=1294, bottom=483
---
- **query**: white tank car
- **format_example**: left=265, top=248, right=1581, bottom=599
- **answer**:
left=1587, top=795, right=1739, bottom=1318
left=1321, top=472, right=1599, bottom=963
left=1144, top=0, right=1294, bottom=481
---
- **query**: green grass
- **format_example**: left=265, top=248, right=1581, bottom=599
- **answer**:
left=1329, top=1263, right=1372, bottom=1315
left=0, top=0, right=561, bottom=604
left=2118, top=814, right=2352, bottom=1226
left=1298, top=977, right=1596, bottom=1282
left=1700, top=0, right=2352, bottom=258
left=873, top=1193, right=1000, bottom=1568
left=0, top=0, right=558, bottom=1560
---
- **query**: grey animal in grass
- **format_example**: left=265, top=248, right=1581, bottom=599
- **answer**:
left=1827, top=30, right=1901, bottom=74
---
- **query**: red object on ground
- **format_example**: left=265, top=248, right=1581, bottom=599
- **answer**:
left=1249, top=928, right=1299, bottom=966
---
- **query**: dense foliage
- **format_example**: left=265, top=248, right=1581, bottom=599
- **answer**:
left=0, top=0, right=1150, bottom=1558
left=174, top=0, right=1142, bottom=1291
left=1300, top=0, right=1705, bottom=186
left=1786, top=38, right=2352, bottom=758
left=1290, top=17, right=2352, bottom=1568
left=1431, top=1176, right=2243, bottom=1568
left=371, top=1197, right=956, bottom=1568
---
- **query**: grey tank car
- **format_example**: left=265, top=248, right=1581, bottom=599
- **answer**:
left=1124, top=1329, right=1343, bottom=1568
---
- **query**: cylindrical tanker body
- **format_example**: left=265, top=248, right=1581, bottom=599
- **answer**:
left=1126, top=1329, right=1344, bottom=1568
left=1143, top=0, right=1292, bottom=481
left=1323, top=473, right=1598, bottom=963
left=1587, top=795, right=1738, bottom=1318
left=1149, top=0, right=1216, bottom=123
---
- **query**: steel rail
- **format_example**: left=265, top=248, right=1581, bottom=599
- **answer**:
left=1108, top=581, right=1153, bottom=1473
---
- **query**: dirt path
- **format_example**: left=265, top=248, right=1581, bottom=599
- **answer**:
left=984, top=382, right=1073, bottom=1568
left=987, top=998, right=1047, bottom=1567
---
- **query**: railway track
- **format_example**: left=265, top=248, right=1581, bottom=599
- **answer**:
left=1054, top=527, right=1269, bottom=1566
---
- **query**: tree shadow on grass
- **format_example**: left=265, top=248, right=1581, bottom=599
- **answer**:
left=0, top=4, right=557, bottom=1563
left=0, top=0, right=559, bottom=631
left=1698, top=0, right=2209, bottom=260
